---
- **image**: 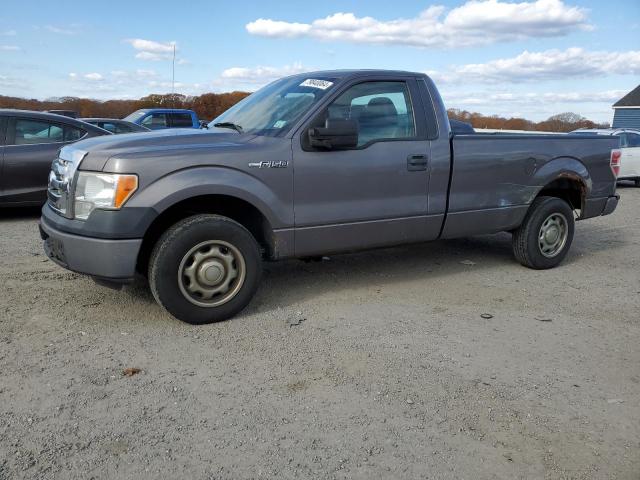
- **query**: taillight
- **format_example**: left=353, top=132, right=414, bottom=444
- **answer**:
left=610, top=150, right=621, bottom=178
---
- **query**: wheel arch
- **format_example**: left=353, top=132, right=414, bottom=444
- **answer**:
left=137, top=193, right=276, bottom=275
left=532, top=157, right=591, bottom=216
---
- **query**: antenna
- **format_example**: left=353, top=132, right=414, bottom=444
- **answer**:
left=171, top=43, right=176, bottom=109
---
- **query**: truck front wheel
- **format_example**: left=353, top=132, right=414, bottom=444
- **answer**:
left=149, top=214, right=262, bottom=324
left=512, top=196, right=575, bottom=269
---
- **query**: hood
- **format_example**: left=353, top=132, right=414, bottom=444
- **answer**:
left=74, top=128, right=254, bottom=171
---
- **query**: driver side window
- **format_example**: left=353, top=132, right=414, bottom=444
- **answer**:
left=324, top=81, right=415, bottom=147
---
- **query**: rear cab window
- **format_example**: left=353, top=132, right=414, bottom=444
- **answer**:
left=170, top=113, right=194, bottom=128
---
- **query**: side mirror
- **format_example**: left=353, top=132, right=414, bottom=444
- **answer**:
left=308, top=118, right=358, bottom=150
left=199, top=120, right=209, bottom=129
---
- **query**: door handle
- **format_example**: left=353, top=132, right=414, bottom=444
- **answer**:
left=407, top=154, right=428, bottom=171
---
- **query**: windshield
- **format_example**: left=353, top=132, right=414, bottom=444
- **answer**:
left=209, top=76, right=337, bottom=136
left=123, top=110, right=147, bottom=122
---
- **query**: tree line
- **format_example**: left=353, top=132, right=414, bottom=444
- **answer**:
left=447, top=109, right=608, bottom=132
left=0, top=92, right=250, bottom=122
left=0, top=92, right=608, bottom=132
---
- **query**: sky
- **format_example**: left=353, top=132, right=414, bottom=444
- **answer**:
left=0, top=0, right=638, bottom=122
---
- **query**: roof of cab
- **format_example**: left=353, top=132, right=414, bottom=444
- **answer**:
left=285, top=69, right=426, bottom=80
left=134, top=108, right=196, bottom=113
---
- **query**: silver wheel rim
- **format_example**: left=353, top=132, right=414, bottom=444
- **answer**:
left=538, top=212, right=568, bottom=258
left=178, top=240, right=246, bottom=307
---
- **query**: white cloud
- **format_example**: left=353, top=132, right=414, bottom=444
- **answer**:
left=83, top=72, right=103, bottom=81
left=70, top=69, right=158, bottom=85
left=63, top=68, right=204, bottom=98
left=451, top=48, right=640, bottom=82
left=1, top=30, right=17, bottom=36
left=45, top=25, right=78, bottom=35
left=246, top=19, right=311, bottom=38
left=246, top=0, right=590, bottom=48
left=0, top=45, right=20, bottom=51
left=219, top=63, right=311, bottom=85
left=125, top=38, right=177, bottom=61
left=111, top=69, right=157, bottom=79
left=0, top=74, right=25, bottom=89
left=127, top=38, right=176, bottom=53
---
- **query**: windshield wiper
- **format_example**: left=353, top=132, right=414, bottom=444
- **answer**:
left=212, top=122, right=244, bottom=133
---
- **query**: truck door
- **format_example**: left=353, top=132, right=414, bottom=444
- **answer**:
left=292, top=78, right=442, bottom=256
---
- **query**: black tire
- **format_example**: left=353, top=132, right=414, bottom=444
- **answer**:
left=512, top=196, right=575, bottom=269
left=148, top=214, right=262, bottom=324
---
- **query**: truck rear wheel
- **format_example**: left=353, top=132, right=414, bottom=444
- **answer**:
left=148, top=214, right=262, bottom=324
left=512, top=196, right=575, bottom=269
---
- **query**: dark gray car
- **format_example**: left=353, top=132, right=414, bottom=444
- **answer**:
left=0, top=110, right=109, bottom=206
left=81, top=118, right=150, bottom=134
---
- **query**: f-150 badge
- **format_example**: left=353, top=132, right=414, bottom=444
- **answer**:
left=248, top=161, right=288, bottom=168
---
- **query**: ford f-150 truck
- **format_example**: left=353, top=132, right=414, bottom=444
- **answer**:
left=40, top=70, right=620, bottom=324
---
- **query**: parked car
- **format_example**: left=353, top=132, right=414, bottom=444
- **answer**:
left=123, top=109, right=200, bottom=130
left=40, top=70, right=620, bottom=324
left=0, top=110, right=109, bottom=206
left=570, top=128, right=640, bottom=186
left=81, top=118, right=150, bottom=134
left=45, top=110, right=78, bottom=118
left=449, top=119, right=475, bottom=134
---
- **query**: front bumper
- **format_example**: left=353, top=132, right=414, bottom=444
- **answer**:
left=40, top=215, right=142, bottom=282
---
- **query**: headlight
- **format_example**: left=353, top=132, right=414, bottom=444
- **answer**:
left=74, top=172, right=138, bottom=220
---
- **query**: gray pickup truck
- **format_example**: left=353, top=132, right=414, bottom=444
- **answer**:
left=40, top=70, right=620, bottom=324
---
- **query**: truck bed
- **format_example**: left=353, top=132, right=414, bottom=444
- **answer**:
left=441, top=134, right=620, bottom=238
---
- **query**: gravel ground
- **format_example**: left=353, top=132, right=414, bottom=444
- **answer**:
left=1, top=185, right=639, bottom=480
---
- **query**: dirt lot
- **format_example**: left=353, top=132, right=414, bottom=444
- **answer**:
left=1, top=186, right=639, bottom=480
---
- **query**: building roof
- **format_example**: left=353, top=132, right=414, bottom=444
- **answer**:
left=613, top=84, right=640, bottom=108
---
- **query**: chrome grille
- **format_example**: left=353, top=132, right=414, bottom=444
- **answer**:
left=47, top=146, right=86, bottom=218
left=47, top=158, right=69, bottom=214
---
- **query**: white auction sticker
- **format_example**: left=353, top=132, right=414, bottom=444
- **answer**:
left=299, top=79, right=333, bottom=90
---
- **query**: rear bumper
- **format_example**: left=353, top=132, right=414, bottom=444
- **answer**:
left=40, top=215, right=142, bottom=282
left=601, top=195, right=619, bottom=216
left=582, top=195, right=619, bottom=219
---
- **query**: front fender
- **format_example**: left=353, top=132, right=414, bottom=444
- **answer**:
left=127, top=166, right=292, bottom=229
